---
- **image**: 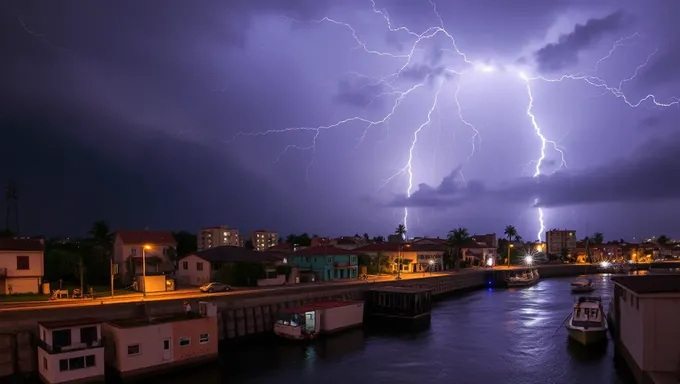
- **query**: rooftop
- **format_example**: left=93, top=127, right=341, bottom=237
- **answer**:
left=293, top=245, right=361, bottom=255
left=0, top=238, right=45, bottom=251
left=279, top=300, right=363, bottom=314
left=108, top=313, right=202, bottom=328
left=190, top=246, right=284, bottom=263
left=370, top=286, right=433, bottom=294
left=611, top=275, right=680, bottom=294
left=116, top=230, right=176, bottom=245
left=39, top=318, right=102, bottom=330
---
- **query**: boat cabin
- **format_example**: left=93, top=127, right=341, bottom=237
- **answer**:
left=37, top=318, right=105, bottom=384
left=572, top=297, right=604, bottom=327
left=274, top=300, right=364, bottom=340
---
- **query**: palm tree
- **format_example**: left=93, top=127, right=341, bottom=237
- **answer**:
left=514, top=235, right=522, bottom=243
left=395, top=224, right=407, bottom=240
left=89, top=220, right=113, bottom=247
left=504, top=225, right=517, bottom=241
left=593, top=232, right=604, bottom=244
left=657, top=235, right=669, bottom=245
left=363, top=233, right=370, bottom=242
left=447, top=227, right=471, bottom=270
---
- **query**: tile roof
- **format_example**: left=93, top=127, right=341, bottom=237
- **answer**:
left=0, top=238, right=45, bottom=251
left=190, top=246, right=283, bottom=263
left=611, top=275, right=680, bottom=294
left=293, top=246, right=361, bottom=255
left=116, top=230, right=176, bottom=245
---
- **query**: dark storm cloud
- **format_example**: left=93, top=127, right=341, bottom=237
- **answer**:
left=393, top=134, right=680, bottom=209
left=534, top=11, right=626, bottom=73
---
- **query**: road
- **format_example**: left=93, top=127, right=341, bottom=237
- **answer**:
left=0, top=270, right=481, bottom=311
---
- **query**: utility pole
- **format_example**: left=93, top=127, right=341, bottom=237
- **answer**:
left=110, top=259, right=115, bottom=298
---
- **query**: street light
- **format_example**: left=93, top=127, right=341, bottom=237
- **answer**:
left=525, top=255, right=533, bottom=265
left=397, top=243, right=410, bottom=280
left=428, top=259, right=434, bottom=276
left=506, top=244, right=514, bottom=268
left=142, top=244, right=152, bottom=296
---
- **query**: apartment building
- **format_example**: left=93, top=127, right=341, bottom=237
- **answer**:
left=251, top=229, right=278, bottom=251
left=197, top=225, right=241, bottom=251
left=545, top=229, right=577, bottom=255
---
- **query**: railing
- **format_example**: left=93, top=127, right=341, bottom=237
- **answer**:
left=38, top=339, right=103, bottom=354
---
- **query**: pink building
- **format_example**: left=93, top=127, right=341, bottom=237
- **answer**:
left=37, top=318, right=104, bottom=384
left=101, top=301, right=219, bottom=379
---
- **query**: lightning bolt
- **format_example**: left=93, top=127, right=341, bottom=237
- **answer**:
left=230, top=1, right=678, bottom=238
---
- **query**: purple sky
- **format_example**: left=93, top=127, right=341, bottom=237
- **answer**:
left=1, top=0, right=679, bottom=241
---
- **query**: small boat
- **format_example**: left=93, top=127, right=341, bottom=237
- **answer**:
left=570, top=279, right=594, bottom=293
left=506, top=268, right=539, bottom=287
left=565, top=296, right=608, bottom=345
left=273, top=300, right=364, bottom=340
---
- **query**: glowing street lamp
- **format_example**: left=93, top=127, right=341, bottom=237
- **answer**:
left=506, top=244, right=514, bottom=268
left=428, top=259, right=434, bottom=276
left=525, top=255, right=533, bottom=265
left=536, top=244, right=543, bottom=252
left=142, top=244, right=152, bottom=296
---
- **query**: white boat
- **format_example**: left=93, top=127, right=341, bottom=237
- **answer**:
left=570, top=279, right=594, bottom=293
left=274, top=300, right=364, bottom=340
left=506, top=268, right=539, bottom=287
left=565, top=296, right=608, bottom=345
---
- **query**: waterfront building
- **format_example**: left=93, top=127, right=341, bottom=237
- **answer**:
left=37, top=318, right=104, bottom=384
left=197, top=225, right=242, bottom=250
left=0, top=238, right=45, bottom=294
left=545, top=229, right=577, bottom=255
left=611, top=275, right=680, bottom=383
left=113, top=230, right=177, bottom=284
left=289, top=246, right=359, bottom=281
left=101, top=301, right=219, bottom=380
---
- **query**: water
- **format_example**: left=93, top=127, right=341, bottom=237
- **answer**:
left=151, top=275, right=635, bottom=384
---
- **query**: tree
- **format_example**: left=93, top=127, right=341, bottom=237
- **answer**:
left=657, top=235, right=669, bottom=245
left=172, top=231, right=197, bottom=257
left=447, top=227, right=471, bottom=270
left=0, top=228, right=15, bottom=238
left=375, top=251, right=390, bottom=273
left=297, top=233, right=312, bottom=246
left=285, top=234, right=296, bottom=244
left=372, top=236, right=385, bottom=243
left=395, top=224, right=407, bottom=240
left=504, top=225, right=517, bottom=241
left=560, top=248, right=569, bottom=261
left=593, top=232, right=604, bottom=244
left=88, top=220, right=113, bottom=247
left=363, top=233, right=370, bottom=242
left=244, top=240, right=254, bottom=250
left=514, top=235, right=522, bottom=243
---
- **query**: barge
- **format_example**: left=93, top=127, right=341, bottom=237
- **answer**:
left=274, top=300, right=364, bottom=340
left=365, top=286, right=433, bottom=329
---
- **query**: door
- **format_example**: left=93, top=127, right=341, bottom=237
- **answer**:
left=162, top=338, right=172, bottom=361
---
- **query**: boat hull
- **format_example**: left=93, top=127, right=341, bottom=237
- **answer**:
left=566, top=325, right=607, bottom=345
left=506, top=277, right=539, bottom=288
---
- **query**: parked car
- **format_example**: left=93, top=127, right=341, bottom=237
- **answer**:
left=199, top=282, right=231, bottom=293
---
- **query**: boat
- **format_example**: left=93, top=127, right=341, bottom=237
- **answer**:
left=565, top=296, right=608, bottom=345
left=506, top=267, right=539, bottom=287
left=570, top=278, right=594, bottom=293
left=273, top=300, right=364, bottom=340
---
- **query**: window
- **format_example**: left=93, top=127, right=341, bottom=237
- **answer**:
left=182, top=261, right=188, bottom=270
left=16, top=256, right=29, bottom=270
left=199, top=333, right=209, bottom=344
left=127, top=344, right=140, bottom=355
left=52, top=329, right=72, bottom=349
left=68, top=356, right=85, bottom=370
left=59, top=359, right=68, bottom=372
left=80, top=326, right=98, bottom=344
left=43, top=357, right=48, bottom=371
left=131, top=248, right=137, bottom=256
left=179, top=337, right=190, bottom=347
left=163, top=339, right=170, bottom=350
left=197, top=262, right=203, bottom=271
left=85, top=355, right=96, bottom=368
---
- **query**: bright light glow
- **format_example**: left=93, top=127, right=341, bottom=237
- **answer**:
left=536, top=244, right=543, bottom=252
left=475, top=63, right=495, bottom=73
left=143, top=245, right=152, bottom=250
left=525, top=256, right=533, bottom=264
left=486, top=258, right=493, bottom=267
left=429, top=259, right=434, bottom=264
left=600, top=261, right=611, bottom=268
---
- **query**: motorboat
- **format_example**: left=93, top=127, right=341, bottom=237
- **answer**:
left=565, top=296, right=608, bottom=345
left=570, top=279, right=594, bottom=293
left=506, top=268, right=539, bottom=288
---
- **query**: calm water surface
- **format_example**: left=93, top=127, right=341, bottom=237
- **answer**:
left=154, top=275, right=634, bottom=384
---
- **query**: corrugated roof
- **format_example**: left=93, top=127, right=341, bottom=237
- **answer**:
left=611, top=275, right=680, bottom=294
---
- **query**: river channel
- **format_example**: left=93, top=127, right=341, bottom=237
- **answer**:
left=148, top=275, right=634, bottom=384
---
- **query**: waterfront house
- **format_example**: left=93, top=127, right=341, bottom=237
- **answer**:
left=113, top=230, right=177, bottom=285
left=101, top=301, right=219, bottom=379
left=37, top=318, right=104, bottom=384
left=0, top=238, right=45, bottom=294
left=356, top=241, right=445, bottom=273
left=176, top=246, right=290, bottom=286
left=611, top=275, right=680, bottom=383
left=290, top=246, right=359, bottom=281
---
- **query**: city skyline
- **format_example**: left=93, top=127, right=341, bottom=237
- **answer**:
left=1, top=1, right=679, bottom=239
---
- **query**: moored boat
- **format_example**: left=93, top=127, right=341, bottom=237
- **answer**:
left=565, top=296, right=607, bottom=345
left=506, top=267, right=539, bottom=287
left=570, top=278, right=594, bottom=293
left=274, top=300, right=364, bottom=340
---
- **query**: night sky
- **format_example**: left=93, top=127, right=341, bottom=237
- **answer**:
left=1, top=0, right=679, bottom=240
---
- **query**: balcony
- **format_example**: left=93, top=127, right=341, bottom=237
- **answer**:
left=38, top=339, right=103, bottom=354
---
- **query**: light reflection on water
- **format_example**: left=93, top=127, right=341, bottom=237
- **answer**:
left=139, top=275, right=634, bottom=384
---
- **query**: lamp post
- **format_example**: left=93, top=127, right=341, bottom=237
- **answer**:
left=506, top=243, right=514, bottom=268
left=428, top=259, right=434, bottom=276
left=142, top=244, right=152, bottom=296
left=397, top=243, right=410, bottom=280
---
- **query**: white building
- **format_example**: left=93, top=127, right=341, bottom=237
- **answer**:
left=197, top=225, right=242, bottom=251
left=250, top=229, right=278, bottom=251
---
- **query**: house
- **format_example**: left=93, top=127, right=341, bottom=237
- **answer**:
left=176, top=246, right=289, bottom=286
left=37, top=318, right=105, bottom=384
left=102, top=301, right=219, bottom=380
left=113, top=230, right=177, bottom=284
left=355, top=242, right=445, bottom=273
left=0, top=238, right=45, bottom=294
left=610, top=275, right=680, bottom=383
left=289, top=246, right=360, bottom=281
